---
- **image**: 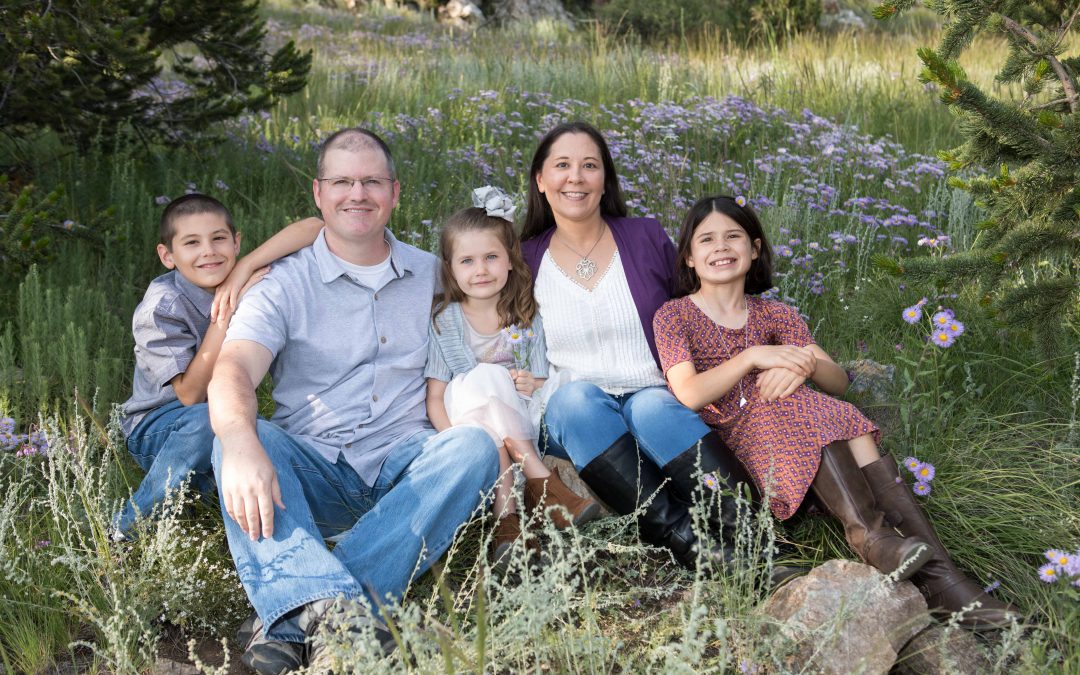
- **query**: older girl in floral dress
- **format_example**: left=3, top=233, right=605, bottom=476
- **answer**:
left=653, top=195, right=1017, bottom=630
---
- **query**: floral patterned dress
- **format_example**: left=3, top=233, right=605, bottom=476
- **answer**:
left=653, top=295, right=879, bottom=520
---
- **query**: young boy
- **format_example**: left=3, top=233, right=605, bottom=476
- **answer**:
left=114, top=193, right=251, bottom=536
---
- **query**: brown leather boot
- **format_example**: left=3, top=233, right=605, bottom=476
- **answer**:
left=810, top=442, right=932, bottom=581
left=490, top=512, right=525, bottom=575
left=862, top=455, right=1020, bottom=631
left=524, top=473, right=601, bottom=529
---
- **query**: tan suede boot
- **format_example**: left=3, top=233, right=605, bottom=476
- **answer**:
left=524, top=473, right=601, bottom=529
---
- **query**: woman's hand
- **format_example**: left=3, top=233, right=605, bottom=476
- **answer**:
left=756, top=367, right=806, bottom=402
left=746, top=345, right=816, bottom=377
left=213, top=265, right=269, bottom=328
left=509, top=369, right=537, bottom=396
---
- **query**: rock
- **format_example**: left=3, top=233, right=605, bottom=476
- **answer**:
left=843, top=359, right=896, bottom=403
left=491, top=0, right=572, bottom=26
left=761, top=559, right=931, bottom=674
left=819, top=0, right=867, bottom=31
left=543, top=455, right=610, bottom=516
left=152, top=658, right=200, bottom=675
left=893, top=624, right=992, bottom=674
left=438, top=0, right=485, bottom=27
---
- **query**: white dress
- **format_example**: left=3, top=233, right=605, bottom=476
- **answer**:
left=442, top=320, right=553, bottom=445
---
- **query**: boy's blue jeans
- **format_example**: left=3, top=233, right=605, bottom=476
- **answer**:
left=540, top=382, right=710, bottom=471
left=113, top=400, right=216, bottom=535
left=211, top=421, right=498, bottom=643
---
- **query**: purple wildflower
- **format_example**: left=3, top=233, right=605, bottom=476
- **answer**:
left=1038, top=563, right=1058, bottom=583
left=0, top=417, right=13, bottom=434
left=702, top=473, right=719, bottom=491
left=913, top=481, right=932, bottom=497
left=931, top=330, right=956, bottom=348
left=735, top=195, right=747, bottom=207
left=902, top=305, right=922, bottom=324
left=945, top=319, right=965, bottom=336
left=931, top=310, right=954, bottom=327
left=155, top=195, right=171, bottom=205
left=983, top=580, right=1001, bottom=593
left=903, top=457, right=920, bottom=473
left=914, top=462, right=936, bottom=482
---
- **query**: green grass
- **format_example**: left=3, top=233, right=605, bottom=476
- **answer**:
left=0, top=3, right=1077, bottom=672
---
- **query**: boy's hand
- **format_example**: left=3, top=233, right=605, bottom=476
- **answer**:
left=220, top=438, right=285, bottom=541
left=213, top=265, right=269, bottom=327
left=509, top=369, right=537, bottom=396
left=756, top=367, right=805, bottom=402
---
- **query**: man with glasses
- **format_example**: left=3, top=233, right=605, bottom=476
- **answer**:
left=208, top=127, right=498, bottom=673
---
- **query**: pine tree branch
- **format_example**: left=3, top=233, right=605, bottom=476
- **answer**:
left=1000, top=15, right=1079, bottom=113
left=1030, top=96, right=1073, bottom=110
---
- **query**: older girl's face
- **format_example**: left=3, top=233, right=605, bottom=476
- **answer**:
left=535, top=133, right=605, bottom=226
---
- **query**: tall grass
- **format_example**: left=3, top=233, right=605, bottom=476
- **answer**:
left=0, top=3, right=1076, bottom=671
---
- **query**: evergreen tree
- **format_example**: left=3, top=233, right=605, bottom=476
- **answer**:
left=0, top=0, right=311, bottom=148
left=874, top=0, right=1080, bottom=356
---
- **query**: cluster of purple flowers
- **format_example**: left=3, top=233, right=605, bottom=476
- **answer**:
left=0, top=416, right=49, bottom=457
left=901, top=299, right=966, bottom=348
left=1037, top=548, right=1080, bottom=587
left=501, top=324, right=535, bottom=370
left=902, top=456, right=936, bottom=497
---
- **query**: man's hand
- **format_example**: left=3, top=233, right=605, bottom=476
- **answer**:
left=755, top=366, right=806, bottom=402
left=220, top=438, right=285, bottom=540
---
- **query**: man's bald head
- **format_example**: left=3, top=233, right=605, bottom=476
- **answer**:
left=316, top=128, right=396, bottom=180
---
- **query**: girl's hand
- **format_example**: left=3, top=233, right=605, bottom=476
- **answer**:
left=756, top=367, right=805, bottom=402
left=747, top=345, right=815, bottom=377
left=214, top=265, right=269, bottom=328
left=509, top=369, right=537, bottom=396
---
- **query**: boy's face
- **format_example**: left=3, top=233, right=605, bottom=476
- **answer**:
left=157, top=213, right=240, bottom=291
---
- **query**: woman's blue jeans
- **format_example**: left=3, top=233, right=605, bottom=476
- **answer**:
left=540, top=382, right=710, bottom=471
left=211, top=422, right=498, bottom=642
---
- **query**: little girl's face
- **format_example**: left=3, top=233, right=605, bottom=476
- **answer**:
left=449, top=229, right=513, bottom=302
left=686, top=211, right=759, bottom=289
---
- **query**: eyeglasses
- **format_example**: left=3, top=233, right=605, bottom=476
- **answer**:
left=317, top=176, right=395, bottom=194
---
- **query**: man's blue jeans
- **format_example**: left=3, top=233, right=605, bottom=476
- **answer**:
left=113, top=400, right=216, bottom=535
left=211, top=421, right=498, bottom=642
left=541, top=382, right=709, bottom=471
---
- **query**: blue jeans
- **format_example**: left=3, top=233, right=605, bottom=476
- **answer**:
left=211, top=422, right=498, bottom=642
left=541, top=382, right=709, bottom=471
left=113, top=400, right=216, bottom=535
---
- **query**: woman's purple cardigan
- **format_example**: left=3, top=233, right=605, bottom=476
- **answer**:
left=520, top=215, right=677, bottom=367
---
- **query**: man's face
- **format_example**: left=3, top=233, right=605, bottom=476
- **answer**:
left=313, top=146, right=400, bottom=248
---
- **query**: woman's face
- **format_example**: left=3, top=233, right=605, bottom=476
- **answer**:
left=534, top=132, right=606, bottom=226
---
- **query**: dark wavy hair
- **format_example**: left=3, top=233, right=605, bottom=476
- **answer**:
left=432, top=207, right=538, bottom=331
left=672, top=196, right=774, bottom=298
left=521, top=121, right=627, bottom=242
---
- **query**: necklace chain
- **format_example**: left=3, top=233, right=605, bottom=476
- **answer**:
left=556, top=225, right=606, bottom=281
left=696, top=293, right=750, bottom=409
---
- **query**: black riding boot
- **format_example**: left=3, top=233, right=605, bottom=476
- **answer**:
left=578, top=433, right=702, bottom=568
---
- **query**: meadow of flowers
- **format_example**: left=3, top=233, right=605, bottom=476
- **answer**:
left=0, top=2, right=1077, bottom=672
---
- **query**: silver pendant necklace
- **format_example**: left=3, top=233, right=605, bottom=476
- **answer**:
left=556, top=224, right=607, bottom=281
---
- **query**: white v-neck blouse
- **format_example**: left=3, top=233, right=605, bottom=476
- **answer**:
left=533, top=250, right=666, bottom=394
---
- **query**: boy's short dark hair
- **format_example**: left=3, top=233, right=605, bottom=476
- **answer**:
left=160, top=193, right=235, bottom=249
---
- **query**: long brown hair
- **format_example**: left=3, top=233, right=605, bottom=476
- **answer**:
left=521, top=121, right=627, bottom=242
left=673, top=196, right=774, bottom=298
left=432, top=207, right=538, bottom=331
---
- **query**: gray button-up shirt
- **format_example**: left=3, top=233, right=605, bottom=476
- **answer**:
left=121, top=270, right=213, bottom=437
left=224, top=229, right=435, bottom=485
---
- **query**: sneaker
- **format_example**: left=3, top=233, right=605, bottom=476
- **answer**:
left=236, top=611, right=304, bottom=675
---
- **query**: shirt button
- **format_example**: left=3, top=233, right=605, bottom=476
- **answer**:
left=372, top=394, right=379, bottom=402
left=380, top=336, right=387, bottom=344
